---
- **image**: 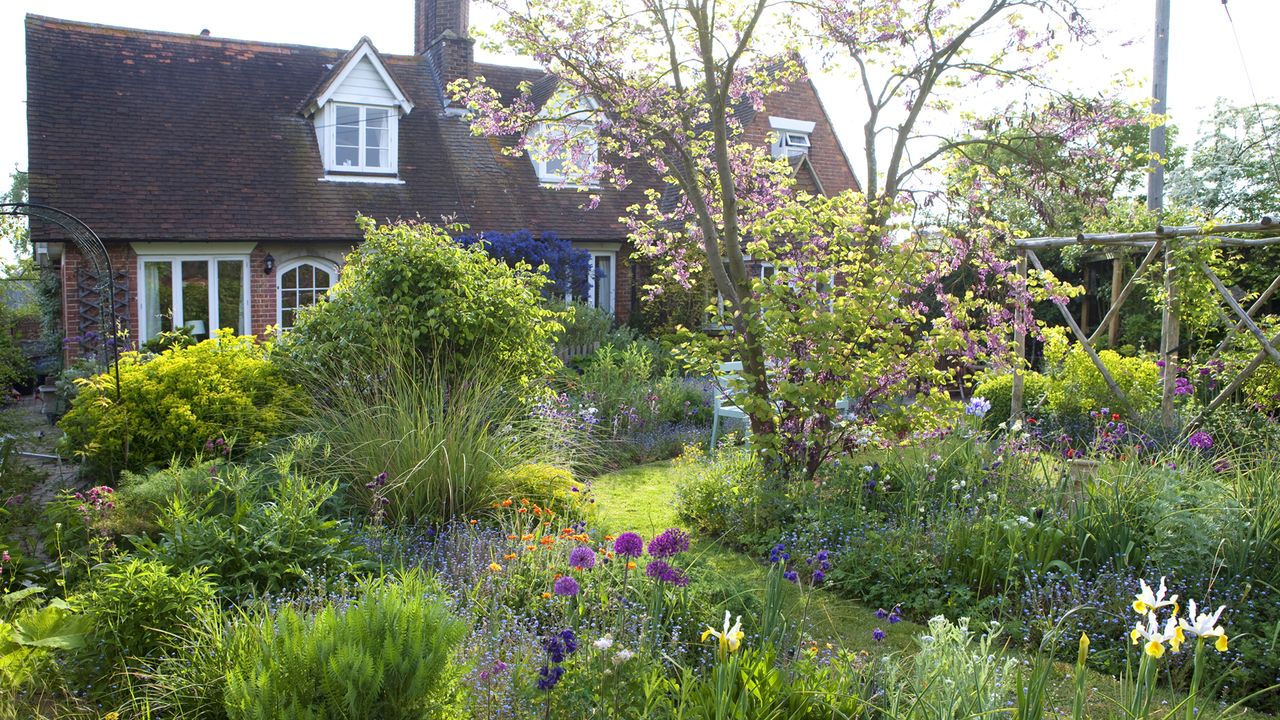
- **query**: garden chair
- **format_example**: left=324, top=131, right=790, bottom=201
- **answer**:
left=709, top=361, right=750, bottom=451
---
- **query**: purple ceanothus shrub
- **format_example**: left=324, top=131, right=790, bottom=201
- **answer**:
left=452, top=0, right=1093, bottom=480
left=457, top=229, right=591, bottom=300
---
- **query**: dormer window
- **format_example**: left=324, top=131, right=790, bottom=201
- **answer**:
left=304, top=37, right=413, bottom=182
left=769, top=116, right=816, bottom=160
left=333, top=104, right=394, bottom=173
left=530, top=92, right=600, bottom=186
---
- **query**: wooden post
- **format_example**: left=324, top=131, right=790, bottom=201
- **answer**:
left=1199, top=260, right=1280, bottom=366
left=1011, top=250, right=1028, bottom=423
left=1109, top=254, right=1124, bottom=346
left=1081, top=264, right=1094, bottom=336
left=1159, top=236, right=1180, bottom=428
left=1190, top=330, right=1280, bottom=428
left=1210, top=272, right=1280, bottom=361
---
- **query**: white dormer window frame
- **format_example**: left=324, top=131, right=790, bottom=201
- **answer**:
left=306, top=38, right=413, bottom=180
left=324, top=103, right=399, bottom=175
left=769, top=116, right=816, bottom=160
left=530, top=94, right=601, bottom=187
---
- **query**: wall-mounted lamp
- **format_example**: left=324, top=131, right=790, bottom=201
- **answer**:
left=263, top=253, right=275, bottom=275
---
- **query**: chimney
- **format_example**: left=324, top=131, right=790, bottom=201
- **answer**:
left=415, top=0, right=474, bottom=96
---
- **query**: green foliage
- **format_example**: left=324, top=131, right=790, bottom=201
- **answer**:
left=673, top=444, right=783, bottom=543
left=0, top=302, right=32, bottom=391
left=294, top=340, right=578, bottom=524
left=277, top=217, right=567, bottom=389
left=1169, top=101, right=1280, bottom=223
left=0, top=588, right=89, bottom=698
left=973, top=371, right=1051, bottom=427
left=878, top=616, right=1016, bottom=718
left=103, top=461, right=224, bottom=538
left=136, top=453, right=366, bottom=600
left=558, top=301, right=613, bottom=350
left=1040, top=327, right=1161, bottom=418
left=57, top=332, right=306, bottom=475
left=75, top=558, right=215, bottom=673
left=223, top=572, right=465, bottom=720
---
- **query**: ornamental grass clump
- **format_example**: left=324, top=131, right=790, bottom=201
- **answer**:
left=295, top=339, right=580, bottom=524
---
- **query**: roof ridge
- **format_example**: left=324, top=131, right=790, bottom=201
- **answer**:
left=25, top=13, right=346, bottom=55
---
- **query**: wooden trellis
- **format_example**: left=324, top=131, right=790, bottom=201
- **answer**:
left=1009, top=218, right=1280, bottom=429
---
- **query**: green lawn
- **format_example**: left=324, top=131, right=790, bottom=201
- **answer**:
left=590, top=461, right=1273, bottom=719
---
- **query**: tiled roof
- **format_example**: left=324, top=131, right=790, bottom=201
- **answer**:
left=25, top=15, right=646, bottom=243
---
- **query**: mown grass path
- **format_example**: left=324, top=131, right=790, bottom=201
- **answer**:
left=590, top=461, right=1272, bottom=719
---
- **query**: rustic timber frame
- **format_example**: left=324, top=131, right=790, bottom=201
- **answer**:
left=1009, top=218, right=1280, bottom=430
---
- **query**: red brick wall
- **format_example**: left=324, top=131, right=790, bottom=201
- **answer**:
left=60, top=242, right=139, bottom=363
left=248, top=245, right=275, bottom=337
left=745, top=76, right=861, bottom=195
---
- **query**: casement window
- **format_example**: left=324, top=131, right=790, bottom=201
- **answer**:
left=587, top=251, right=616, bottom=313
left=138, top=254, right=250, bottom=342
left=327, top=104, right=397, bottom=174
left=277, top=259, right=337, bottom=331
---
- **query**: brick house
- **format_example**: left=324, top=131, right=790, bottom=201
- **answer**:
left=26, top=0, right=858, bottom=359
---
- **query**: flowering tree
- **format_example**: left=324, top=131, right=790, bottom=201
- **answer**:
left=452, top=0, right=1047, bottom=478
left=813, top=0, right=1096, bottom=225
left=457, top=229, right=591, bottom=299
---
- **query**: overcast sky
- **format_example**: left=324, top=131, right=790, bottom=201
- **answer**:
left=0, top=0, right=1276, bottom=255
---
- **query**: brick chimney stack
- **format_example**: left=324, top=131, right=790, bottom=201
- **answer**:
left=416, top=0, right=474, bottom=97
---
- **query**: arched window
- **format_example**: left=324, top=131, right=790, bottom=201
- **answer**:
left=277, top=259, right=337, bottom=331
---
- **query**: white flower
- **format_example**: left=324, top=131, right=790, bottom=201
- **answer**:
left=593, top=634, right=614, bottom=651
left=1133, top=577, right=1178, bottom=615
left=1130, top=611, right=1183, bottom=658
left=612, top=648, right=635, bottom=665
left=1179, top=599, right=1229, bottom=652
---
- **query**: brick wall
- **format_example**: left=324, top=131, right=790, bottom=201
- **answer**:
left=60, top=242, right=138, bottom=364
left=745, top=76, right=861, bottom=195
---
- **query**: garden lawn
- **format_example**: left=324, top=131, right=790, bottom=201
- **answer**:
left=590, top=461, right=1274, bottom=720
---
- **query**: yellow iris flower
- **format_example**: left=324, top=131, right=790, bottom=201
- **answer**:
left=1131, top=612, right=1181, bottom=658
left=701, top=610, right=745, bottom=654
left=1132, top=577, right=1178, bottom=615
left=1178, top=599, right=1230, bottom=652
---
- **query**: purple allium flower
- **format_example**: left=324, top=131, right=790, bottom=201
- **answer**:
left=614, top=532, right=644, bottom=558
left=569, top=545, right=596, bottom=570
left=536, top=665, right=565, bottom=690
left=553, top=576, right=580, bottom=597
left=1188, top=431, right=1214, bottom=450
left=872, top=627, right=886, bottom=642
left=644, top=560, right=689, bottom=586
left=647, top=528, right=690, bottom=558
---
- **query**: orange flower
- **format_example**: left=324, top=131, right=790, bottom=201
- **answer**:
left=519, top=508, right=529, bottom=514
left=626, top=561, right=637, bottom=570
left=561, top=527, right=574, bottom=536
left=526, top=544, right=535, bottom=551
left=521, top=533, right=534, bottom=541
left=507, top=534, right=518, bottom=540
left=542, top=592, right=552, bottom=599
left=502, top=498, right=513, bottom=507
left=604, top=535, right=615, bottom=541
left=503, top=553, right=516, bottom=560
left=490, top=502, right=500, bottom=508
left=540, top=535, right=556, bottom=545
left=520, top=498, right=530, bottom=506
left=554, top=573, right=563, bottom=579
left=470, top=519, right=478, bottom=525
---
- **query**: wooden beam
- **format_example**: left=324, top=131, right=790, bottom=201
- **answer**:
left=1015, top=219, right=1280, bottom=250
left=1026, top=250, right=1138, bottom=417
left=1088, top=240, right=1163, bottom=346
left=1198, top=260, right=1280, bottom=366
left=1011, top=250, right=1028, bottom=422
left=1108, top=254, right=1124, bottom=346
left=1210, top=272, right=1280, bottom=361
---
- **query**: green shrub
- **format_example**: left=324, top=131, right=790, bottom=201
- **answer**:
left=75, top=558, right=215, bottom=673
left=972, top=371, right=1050, bottom=427
left=277, top=217, right=567, bottom=389
left=673, top=445, right=784, bottom=543
left=103, top=461, right=223, bottom=538
left=58, top=333, right=306, bottom=474
left=1041, top=327, right=1161, bottom=419
left=223, top=572, right=464, bottom=720
left=137, top=451, right=367, bottom=600
left=295, top=343, right=578, bottom=524
left=558, top=301, right=613, bottom=351
left=0, top=303, right=32, bottom=391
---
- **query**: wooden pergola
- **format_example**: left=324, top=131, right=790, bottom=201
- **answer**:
left=1009, top=218, right=1280, bottom=429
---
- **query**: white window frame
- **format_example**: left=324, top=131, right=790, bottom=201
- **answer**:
left=768, top=116, right=816, bottom=159
left=135, top=251, right=252, bottom=342
left=586, top=250, right=617, bottom=314
left=324, top=102, right=399, bottom=175
left=276, top=258, right=339, bottom=332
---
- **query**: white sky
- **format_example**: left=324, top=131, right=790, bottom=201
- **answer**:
left=0, top=0, right=1276, bottom=262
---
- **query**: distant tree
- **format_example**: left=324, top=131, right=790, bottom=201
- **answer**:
left=1169, top=101, right=1280, bottom=223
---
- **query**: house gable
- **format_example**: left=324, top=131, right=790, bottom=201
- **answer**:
left=305, top=38, right=413, bottom=115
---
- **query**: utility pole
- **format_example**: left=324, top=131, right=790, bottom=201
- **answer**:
left=1151, top=0, right=1179, bottom=428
